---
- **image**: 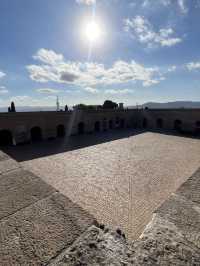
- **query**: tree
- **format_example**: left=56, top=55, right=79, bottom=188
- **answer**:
left=65, top=105, right=68, bottom=111
left=8, top=107, right=11, bottom=112
left=102, top=100, right=118, bottom=109
left=11, top=102, right=16, bottom=112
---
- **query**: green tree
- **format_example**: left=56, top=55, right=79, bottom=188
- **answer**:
left=103, top=100, right=118, bottom=109
left=11, top=101, right=16, bottom=112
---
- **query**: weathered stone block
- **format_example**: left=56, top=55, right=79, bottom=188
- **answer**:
left=0, top=192, right=95, bottom=266
left=131, top=214, right=200, bottom=266
left=49, top=225, right=133, bottom=266
left=0, top=158, right=19, bottom=175
left=0, top=169, right=56, bottom=219
left=176, top=168, right=200, bottom=205
left=156, top=193, right=200, bottom=249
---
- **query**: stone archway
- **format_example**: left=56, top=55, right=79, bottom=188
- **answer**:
left=143, top=118, right=148, bottom=129
left=120, top=119, right=125, bottom=129
left=174, top=120, right=182, bottom=132
left=31, top=127, right=42, bottom=142
left=94, top=121, right=100, bottom=132
left=109, top=120, right=113, bottom=129
left=57, top=125, right=65, bottom=138
left=78, top=122, right=85, bottom=135
left=0, top=129, right=13, bottom=146
left=195, top=121, right=200, bottom=135
left=157, top=118, right=164, bottom=129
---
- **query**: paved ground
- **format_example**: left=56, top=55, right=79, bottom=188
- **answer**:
left=0, top=151, right=95, bottom=265
left=18, top=131, right=200, bottom=240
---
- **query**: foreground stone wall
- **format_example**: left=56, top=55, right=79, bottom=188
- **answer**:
left=0, top=108, right=200, bottom=144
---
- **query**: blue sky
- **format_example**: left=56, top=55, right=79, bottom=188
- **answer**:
left=0, top=0, right=200, bottom=107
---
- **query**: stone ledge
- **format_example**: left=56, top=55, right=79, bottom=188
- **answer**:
left=48, top=225, right=133, bottom=266
left=176, top=168, right=200, bottom=205
left=0, top=169, right=56, bottom=220
left=0, top=192, right=95, bottom=266
left=48, top=215, right=200, bottom=266
left=0, top=158, right=19, bottom=175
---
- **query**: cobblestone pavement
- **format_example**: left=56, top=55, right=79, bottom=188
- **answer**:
left=21, top=131, right=200, bottom=240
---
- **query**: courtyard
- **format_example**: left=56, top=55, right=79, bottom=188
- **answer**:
left=6, top=130, right=200, bottom=240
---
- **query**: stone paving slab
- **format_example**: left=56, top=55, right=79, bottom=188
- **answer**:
left=0, top=151, right=9, bottom=161
left=130, top=214, right=200, bottom=266
left=0, top=158, right=19, bottom=175
left=176, top=168, right=200, bottom=205
left=0, top=169, right=56, bottom=219
left=156, top=193, right=200, bottom=249
left=0, top=192, right=95, bottom=266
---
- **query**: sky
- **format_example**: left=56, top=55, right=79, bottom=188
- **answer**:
left=0, top=0, right=200, bottom=108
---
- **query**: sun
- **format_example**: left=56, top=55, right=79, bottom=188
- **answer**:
left=84, top=21, right=102, bottom=44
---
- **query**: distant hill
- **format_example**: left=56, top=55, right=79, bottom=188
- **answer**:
left=129, top=101, right=200, bottom=109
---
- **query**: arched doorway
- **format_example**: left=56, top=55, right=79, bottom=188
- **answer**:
left=174, top=120, right=182, bottom=132
left=115, top=117, right=120, bottom=128
left=195, top=121, right=200, bottom=135
left=103, top=118, right=107, bottom=131
left=31, top=127, right=42, bottom=142
left=57, top=125, right=65, bottom=138
left=109, top=120, right=113, bottom=129
left=120, top=119, right=125, bottom=129
left=157, top=118, right=163, bottom=129
left=143, top=118, right=148, bottom=129
left=94, top=121, right=100, bottom=132
left=78, top=122, right=85, bottom=135
left=0, top=130, right=13, bottom=146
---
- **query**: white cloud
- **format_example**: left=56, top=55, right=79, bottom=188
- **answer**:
left=33, top=48, right=64, bottom=65
left=104, top=89, right=134, bottom=94
left=138, top=0, right=188, bottom=14
left=10, top=95, right=33, bottom=102
left=0, top=71, right=6, bottom=79
left=84, top=87, right=99, bottom=93
left=167, top=65, right=177, bottom=72
left=124, top=16, right=182, bottom=48
left=177, top=0, right=188, bottom=14
left=0, top=86, right=9, bottom=94
left=36, top=88, right=59, bottom=94
left=76, top=0, right=96, bottom=5
left=186, top=62, right=200, bottom=71
left=27, top=49, right=164, bottom=88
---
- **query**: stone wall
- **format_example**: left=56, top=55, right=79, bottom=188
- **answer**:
left=0, top=108, right=200, bottom=144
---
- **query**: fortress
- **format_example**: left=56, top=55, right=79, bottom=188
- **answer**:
left=0, top=108, right=200, bottom=265
left=0, top=108, right=200, bottom=145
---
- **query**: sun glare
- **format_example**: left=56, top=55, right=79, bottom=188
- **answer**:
left=84, top=21, right=103, bottom=44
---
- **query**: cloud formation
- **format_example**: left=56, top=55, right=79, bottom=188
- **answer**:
left=136, top=0, right=188, bottom=14
left=36, top=88, right=59, bottom=94
left=84, top=87, right=99, bottom=93
left=104, top=88, right=133, bottom=94
left=27, top=49, right=164, bottom=88
left=186, top=61, right=200, bottom=71
left=0, top=86, right=9, bottom=94
left=0, top=71, right=6, bottom=79
left=124, top=16, right=182, bottom=48
left=76, top=0, right=96, bottom=5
